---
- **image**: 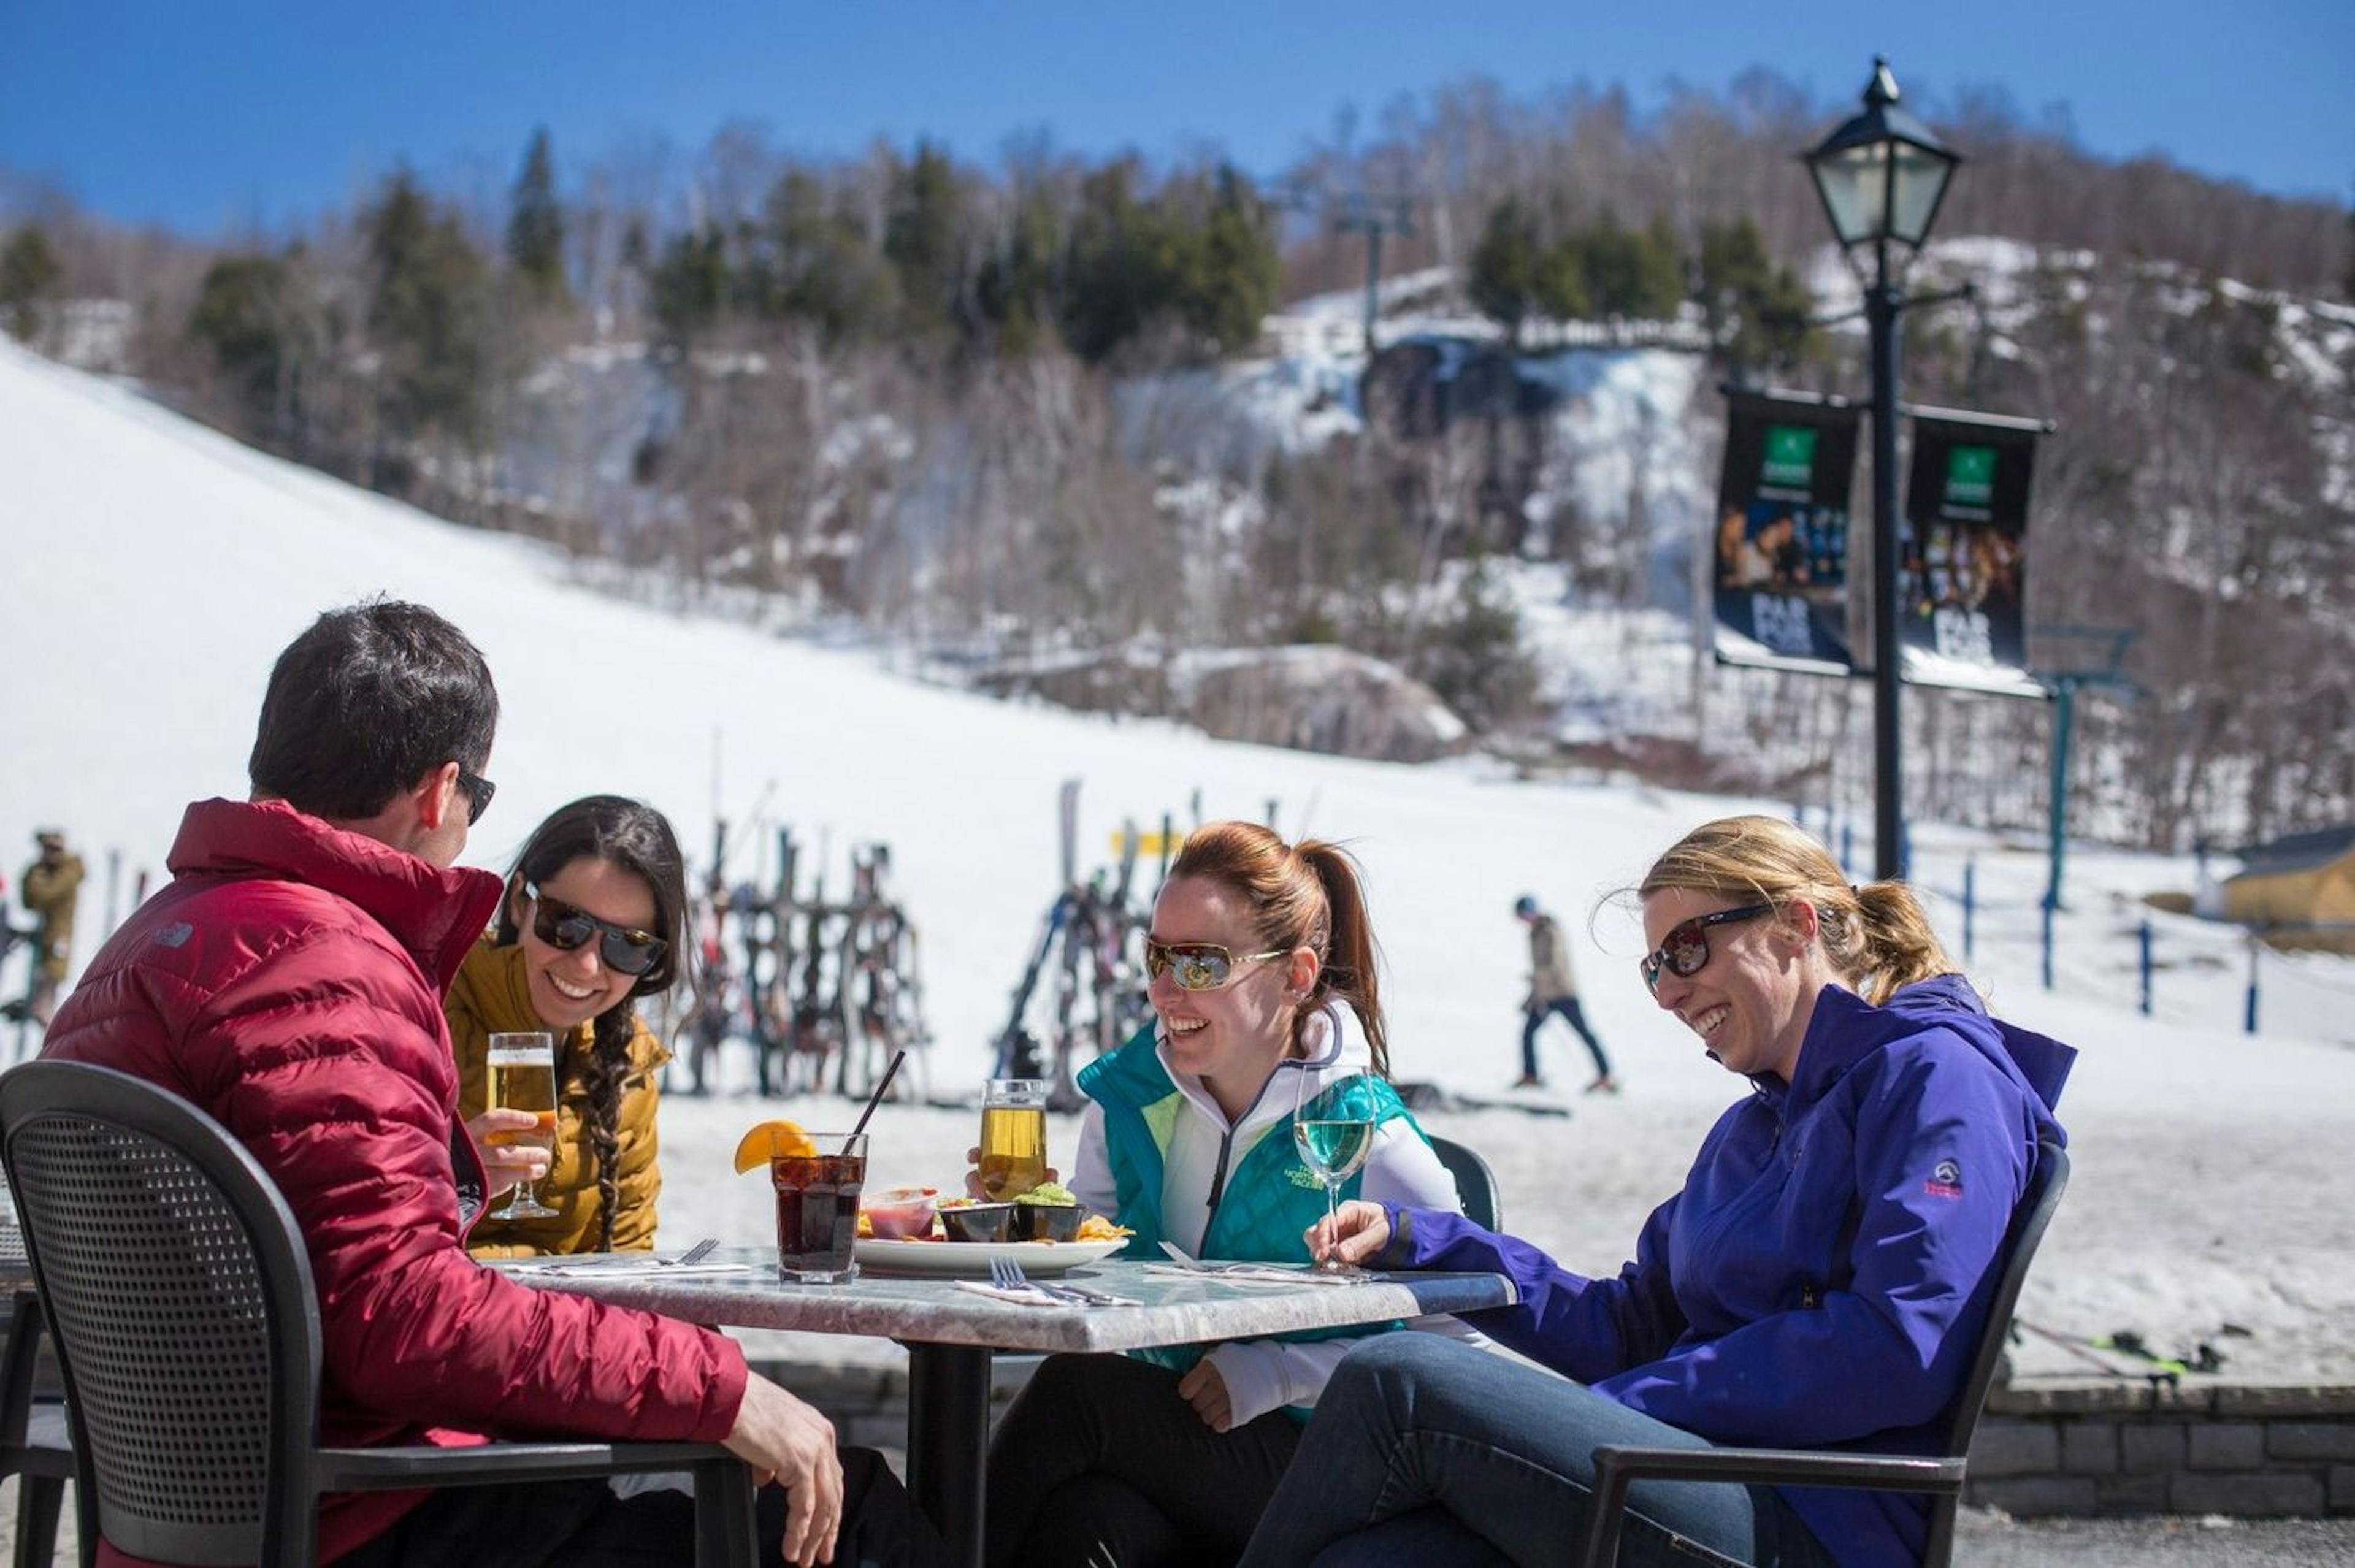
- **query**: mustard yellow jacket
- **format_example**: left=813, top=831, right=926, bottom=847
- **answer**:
left=445, top=939, right=670, bottom=1258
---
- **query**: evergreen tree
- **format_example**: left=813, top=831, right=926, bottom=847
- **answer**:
left=1697, top=218, right=1816, bottom=377
left=1469, top=199, right=1545, bottom=343
left=0, top=224, right=63, bottom=342
left=1173, top=164, right=1279, bottom=355
left=1060, top=158, right=1171, bottom=363
left=505, top=127, right=568, bottom=303
left=649, top=225, right=730, bottom=345
left=764, top=168, right=896, bottom=347
left=363, top=169, right=488, bottom=446
left=976, top=189, right=1064, bottom=356
left=884, top=141, right=965, bottom=334
left=187, top=253, right=301, bottom=434
left=1563, top=212, right=1684, bottom=321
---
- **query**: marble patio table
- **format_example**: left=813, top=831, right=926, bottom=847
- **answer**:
left=507, top=1248, right=1517, bottom=1568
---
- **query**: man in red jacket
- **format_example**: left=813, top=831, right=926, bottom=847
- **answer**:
left=44, top=601, right=933, bottom=1568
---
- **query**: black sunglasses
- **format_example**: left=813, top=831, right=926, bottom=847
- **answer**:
left=455, top=767, right=496, bottom=827
left=525, top=882, right=668, bottom=977
left=1639, top=903, right=1774, bottom=995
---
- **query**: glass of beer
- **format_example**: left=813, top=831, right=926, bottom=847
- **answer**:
left=773, top=1132, right=867, bottom=1283
left=485, top=1032, right=559, bottom=1221
left=978, top=1079, right=1049, bottom=1201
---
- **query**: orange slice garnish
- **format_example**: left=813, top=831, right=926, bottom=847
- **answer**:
left=732, top=1119, right=816, bottom=1172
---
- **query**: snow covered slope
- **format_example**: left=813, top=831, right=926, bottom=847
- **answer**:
left=4, top=337, right=2351, bottom=1382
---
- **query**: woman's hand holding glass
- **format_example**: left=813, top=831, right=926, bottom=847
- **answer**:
left=1305, top=1198, right=1393, bottom=1271
left=1293, top=1065, right=1379, bottom=1275
left=466, top=1109, right=551, bottom=1197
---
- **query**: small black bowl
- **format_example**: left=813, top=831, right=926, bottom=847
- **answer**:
left=938, top=1202, right=1015, bottom=1243
left=1015, top=1202, right=1084, bottom=1243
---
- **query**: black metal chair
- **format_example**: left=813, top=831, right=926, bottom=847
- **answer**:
left=0, top=1061, right=758, bottom=1568
left=0, top=1265, right=74, bottom=1567
left=1579, top=1139, right=2070, bottom=1567
left=1428, top=1134, right=1503, bottom=1231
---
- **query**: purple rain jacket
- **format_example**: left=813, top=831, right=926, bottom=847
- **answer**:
left=1385, top=975, right=2074, bottom=1567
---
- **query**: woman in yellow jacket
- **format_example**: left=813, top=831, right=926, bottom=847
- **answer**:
left=447, top=795, right=689, bottom=1256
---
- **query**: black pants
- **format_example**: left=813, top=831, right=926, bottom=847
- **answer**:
left=1521, top=996, right=1609, bottom=1081
left=335, top=1446, right=943, bottom=1568
left=986, top=1353, right=1303, bottom=1568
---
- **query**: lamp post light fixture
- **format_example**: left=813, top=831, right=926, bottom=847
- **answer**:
left=1804, top=57, right=1961, bottom=882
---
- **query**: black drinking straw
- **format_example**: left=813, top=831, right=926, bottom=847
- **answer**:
left=849, top=1049, right=908, bottom=1140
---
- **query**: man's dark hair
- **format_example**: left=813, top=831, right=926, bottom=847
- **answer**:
left=248, top=600, right=498, bottom=819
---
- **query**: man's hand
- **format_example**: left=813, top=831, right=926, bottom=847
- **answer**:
left=1176, top=1357, right=1234, bottom=1431
left=962, top=1145, right=1060, bottom=1201
left=464, top=1110, right=550, bottom=1198
left=724, top=1374, right=843, bottom=1567
left=1305, top=1200, right=1392, bottom=1270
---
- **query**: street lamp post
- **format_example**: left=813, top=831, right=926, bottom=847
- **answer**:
left=1804, top=58, right=1961, bottom=881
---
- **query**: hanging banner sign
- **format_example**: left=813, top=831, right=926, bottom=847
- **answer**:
left=1711, top=390, right=1861, bottom=674
left=1899, top=411, right=2042, bottom=695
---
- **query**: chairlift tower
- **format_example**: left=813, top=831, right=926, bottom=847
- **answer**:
left=1281, top=187, right=1415, bottom=355
left=2029, top=624, right=2138, bottom=914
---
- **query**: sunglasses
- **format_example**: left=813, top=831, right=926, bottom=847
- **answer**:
left=456, top=767, right=496, bottom=827
left=525, top=883, right=668, bottom=977
left=1638, top=903, right=1775, bottom=995
left=1143, top=939, right=1287, bottom=992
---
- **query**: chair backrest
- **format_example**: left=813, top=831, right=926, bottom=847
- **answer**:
left=1922, top=1136, right=2070, bottom=1563
left=0, top=1060, right=329, bottom=1566
left=1427, top=1134, right=1503, bottom=1231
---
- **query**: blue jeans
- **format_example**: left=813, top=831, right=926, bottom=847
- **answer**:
left=1522, top=996, right=1610, bottom=1082
left=1236, top=1336, right=1838, bottom=1568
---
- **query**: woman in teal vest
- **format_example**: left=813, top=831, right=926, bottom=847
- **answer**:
left=984, top=821, right=1479, bottom=1568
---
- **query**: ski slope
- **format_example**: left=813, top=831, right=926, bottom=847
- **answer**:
left=4, top=337, right=2351, bottom=1385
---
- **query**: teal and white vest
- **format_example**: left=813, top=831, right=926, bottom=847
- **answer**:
left=1076, top=1017, right=1424, bottom=1395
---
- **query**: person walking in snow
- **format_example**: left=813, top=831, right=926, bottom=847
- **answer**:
left=1242, top=814, right=2077, bottom=1568
left=983, top=820, right=1478, bottom=1568
left=1513, top=893, right=1615, bottom=1092
left=18, top=828, right=83, bottom=1027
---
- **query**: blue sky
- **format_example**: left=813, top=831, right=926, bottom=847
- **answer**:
left=2, top=0, right=2348, bottom=237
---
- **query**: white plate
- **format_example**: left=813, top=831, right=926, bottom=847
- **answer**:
left=852, top=1236, right=1127, bottom=1277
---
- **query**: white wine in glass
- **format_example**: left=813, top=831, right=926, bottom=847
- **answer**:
left=484, top=1032, right=559, bottom=1221
left=1293, top=1065, right=1377, bottom=1276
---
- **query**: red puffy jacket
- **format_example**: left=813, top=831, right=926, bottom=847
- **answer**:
left=42, top=800, right=748, bottom=1566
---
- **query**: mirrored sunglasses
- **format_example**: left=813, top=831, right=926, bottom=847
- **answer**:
left=1638, top=903, right=1774, bottom=995
left=1143, top=939, right=1287, bottom=992
left=526, top=882, right=668, bottom=976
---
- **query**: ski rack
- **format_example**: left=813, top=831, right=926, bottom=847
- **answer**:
left=674, top=820, right=932, bottom=1103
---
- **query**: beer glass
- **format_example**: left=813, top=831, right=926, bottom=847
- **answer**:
left=484, top=1031, right=559, bottom=1221
left=977, top=1079, right=1049, bottom=1201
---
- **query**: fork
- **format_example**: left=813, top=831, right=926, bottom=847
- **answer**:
left=667, top=1236, right=719, bottom=1267
left=990, top=1255, right=1081, bottom=1302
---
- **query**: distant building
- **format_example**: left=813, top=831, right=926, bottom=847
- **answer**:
left=2219, top=825, right=2355, bottom=953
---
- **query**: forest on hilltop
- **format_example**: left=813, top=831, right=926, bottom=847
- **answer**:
left=3, top=67, right=2349, bottom=851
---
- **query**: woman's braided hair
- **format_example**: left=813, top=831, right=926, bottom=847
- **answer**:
left=494, top=795, right=689, bottom=1250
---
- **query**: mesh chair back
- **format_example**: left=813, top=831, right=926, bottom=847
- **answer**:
left=1427, top=1135, right=1503, bottom=1231
left=0, top=1061, right=324, bottom=1566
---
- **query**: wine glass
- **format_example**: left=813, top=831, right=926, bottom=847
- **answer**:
left=1292, top=1063, right=1377, bottom=1276
left=485, top=1032, right=559, bottom=1221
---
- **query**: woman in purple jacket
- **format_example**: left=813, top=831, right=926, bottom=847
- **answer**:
left=1237, top=815, right=2075, bottom=1568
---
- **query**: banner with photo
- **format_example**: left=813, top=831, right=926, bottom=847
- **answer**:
left=1899, top=411, right=2042, bottom=696
left=1711, top=391, right=1862, bottom=675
